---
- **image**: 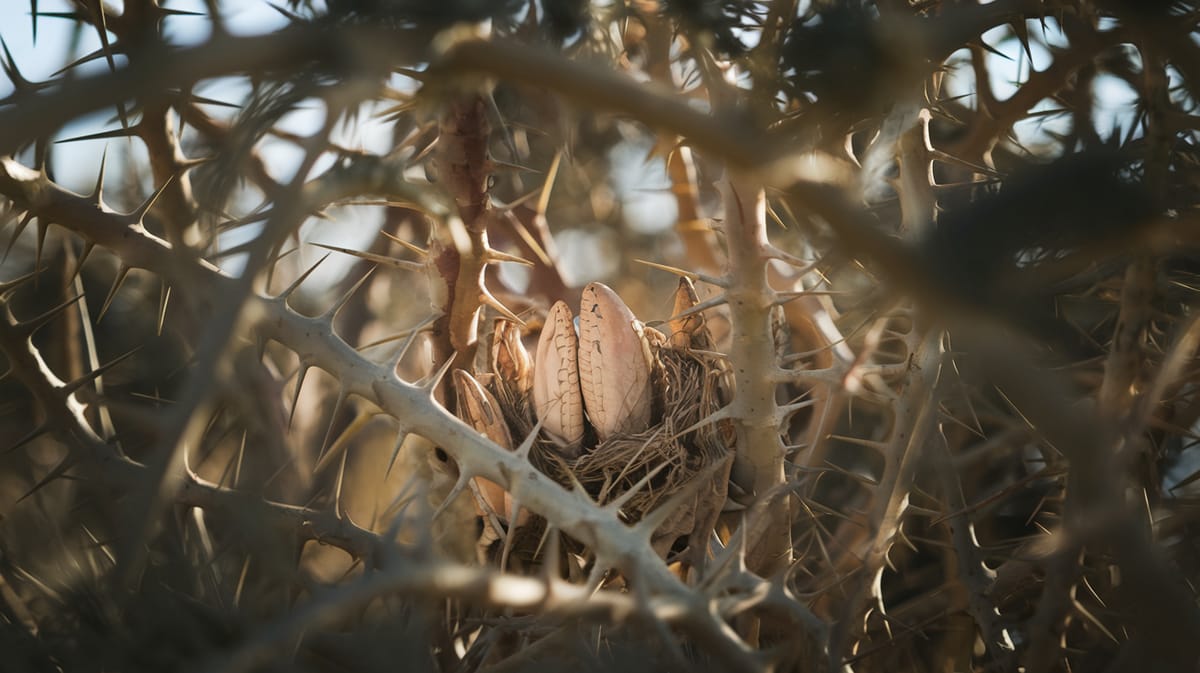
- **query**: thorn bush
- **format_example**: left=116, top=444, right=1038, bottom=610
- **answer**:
left=1, top=2, right=1199, bottom=672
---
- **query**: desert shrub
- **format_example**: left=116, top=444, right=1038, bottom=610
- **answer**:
left=1, top=1, right=1199, bottom=672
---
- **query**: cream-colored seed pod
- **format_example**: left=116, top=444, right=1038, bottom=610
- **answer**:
left=453, top=369, right=514, bottom=527
left=577, top=282, right=652, bottom=441
left=668, top=276, right=713, bottom=350
left=533, top=301, right=585, bottom=455
left=491, top=318, right=532, bottom=395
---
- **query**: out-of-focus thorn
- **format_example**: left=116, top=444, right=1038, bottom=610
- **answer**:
left=482, top=246, right=534, bottom=266
left=265, top=2, right=302, bottom=21
left=59, top=347, right=140, bottom=397
left=3, top=211, right=35, bottom=263
left=380, top=230, right=428, bottom=257
left=310, top=241, right=425, bottom=272
left=89, top=146, right=109, bottom=205
left=485, top=158, right=540, bottom=175
left=4, top=424, right=50, bottom=456
left=50, top=43, right=127, bottom=78
left=313, top=390, right=348, bottom=469
left=0, top=35, right=48, bottom=95
left=0, top=266, right=44, bottom=297
left=156, top=282, right=170, bottom=336
left=96, top=266, right=131, bottom=322
left=17, top=293, right=84, bottom=336
left=278, top=252, right=329, bottom=301
left=17, top=454, right=79, bottom=504
left=286, top=362, right=311, bottom=432
left=633, top=258, right=728, bottom=288
left=130, top=176, right=174, bottom=226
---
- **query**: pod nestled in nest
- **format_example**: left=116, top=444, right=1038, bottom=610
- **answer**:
left=456, top=279, right=734, bottom=567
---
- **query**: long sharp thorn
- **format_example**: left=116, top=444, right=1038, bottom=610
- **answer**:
left=633, top=259, right=728, bottom=288
left=514, top=419, right=543, bottom=461
left=372, top=313, right=437, bottom=364
left=170, top=89, right=241, bottom=108
left=321, top=268, right=376, bottom=320
left=5, top=424, right=50, bottom=456
left=495, top=186, right=542, bottom=211
left=87, top=0, right=116, bottom=75
left=485, top=91, right=520, bottom=168
left=70, top=241, right=95, bottom=283
left=54, top=126, right=140, bottom=145
left=482, top=246, right=534, bottom=266
left=96, top=266, right=131, bottom=323
left=3, top=211, right=35, bottom=263
left=27, top=2, right=37, bottom=44
left=265, top=1, right=302, bottom=20
left=763, top=243, right=818, bottom=270
left=430, top=474, right=471, bottom=523
left=480, top=288, right=524, bottom=325
left=131, top=176, right=174, bottom=225
left=313, top=411, right=374, bottom=475
left=50, top=44, right=122, bottom=77
left=310, top=242, right=424, bottom=272
left=380, top=230, right=428, bottom=257
left=279, top=252, right=330, bottom=300
left=91, top=147, right=106, bottom=205
left=60, top=347, right=141, bottom=396
left=384, top=430, right=409, bottom=479
left=0, top=36, right=36, bottom=92
left=424, top=352, right=456, bottom=393
left=536, top=150, right=562, bottom=217
left=488, top=158, right=539, bottom=174
left=314, top=390, right=348, bottom=468
left=0, top=264, right=40, bottom=296
left=333, top=449, right=349, bottom=519
left=286, top=364, right=311, bottom=431
left=34, top=220, right=48, bottom=276
left=156, top=283, right=170, bottom=336
left=499, top=209, right=553, bottom=266
left=20, top=293, right=84, bottom=335
left=17, top=455, right=78, bottom=504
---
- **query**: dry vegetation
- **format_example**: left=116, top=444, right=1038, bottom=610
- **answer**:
left=1, top=1, right=1200, bottom=671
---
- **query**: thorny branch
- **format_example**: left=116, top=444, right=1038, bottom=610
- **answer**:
left=2, top=2, right=1200, bottom=673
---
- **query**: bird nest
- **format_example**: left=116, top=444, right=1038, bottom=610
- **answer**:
left=481, top=323, right=734, bottom=562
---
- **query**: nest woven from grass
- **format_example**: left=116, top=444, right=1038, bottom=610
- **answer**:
left=483, top=340, right=733, bottom=560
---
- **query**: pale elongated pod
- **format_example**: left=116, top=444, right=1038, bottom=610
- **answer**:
left=453, top=370, right=528, bottom=537
left=668, top=276, right=714, bottom=350
left=491, top=318, right=533, bottom=395
left=533, top=301, right=585, bottom=455
left=577, top=282, right=653, bottom=441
